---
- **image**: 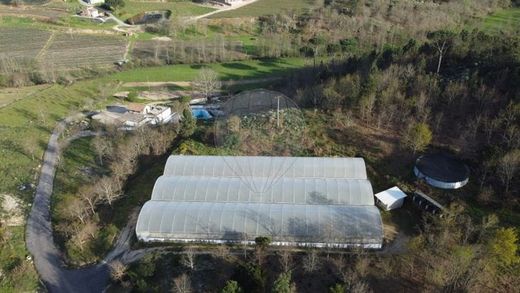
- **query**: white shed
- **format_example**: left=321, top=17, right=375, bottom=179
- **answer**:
left=375, top=186, right=407, bottom=211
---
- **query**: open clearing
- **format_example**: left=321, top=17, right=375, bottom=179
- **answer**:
left=480, top=7, right=520, bottom=34
left=209, top=0, right=319, bottom=18
left=109, top=57, right=312, bottom=82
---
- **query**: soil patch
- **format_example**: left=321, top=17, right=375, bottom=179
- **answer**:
left=1, top=194, right=25, bottom=226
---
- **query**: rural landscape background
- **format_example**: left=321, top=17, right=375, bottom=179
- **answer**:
left=0, top=0, right=519, bottom=292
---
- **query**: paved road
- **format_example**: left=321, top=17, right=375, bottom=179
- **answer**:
left=25, top=115, right=112, bottom=293
left=25, top=115, right=175, bottom=292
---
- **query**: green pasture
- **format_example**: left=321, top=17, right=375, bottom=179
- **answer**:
left=108, top=57, right=312, bottom=82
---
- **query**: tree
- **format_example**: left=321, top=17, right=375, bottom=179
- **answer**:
left=181, top=246, right=196, bottom=271
left=78, top=186, right=98, bottom=215
left=488, top=228, right=519, bottom=266
left=427, top=30, right=455, bottom=74
left=172, top=273, right=192, bottom=293
left=329, top=283, right=346, bottom=293
left=302, top=250, right=319, bottom=273
left=63, top=197, right=88, bottom=224
left=109, top=260, right=127, bottom=282
left=180, top=108, right=196, bottom=138
left=221, top=280, right=243, bottom=293
left=95, top=176, right=120, bottom=206
left=254, top=236, right=271, bottom=249
left=402, top=122, right=432, bottom=154
left=278, top=249, right=292, bottom=273
left=105, top=0, right=125, bottom=10
left=192, top=68, right=221, bottom=99
left=272, top=271, right=294, bottom=293
left=92, top=135, right=113, bottom=166
left=497, top=149, right=520, bottom=193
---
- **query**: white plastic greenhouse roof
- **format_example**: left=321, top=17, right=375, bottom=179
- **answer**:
left=136, top=201, right=383, bottom=247
left=136, top=155, right=383, bottom=248
left=163, top=155, right=368, bottom=179
left=151, top=175, right=374, bottom=205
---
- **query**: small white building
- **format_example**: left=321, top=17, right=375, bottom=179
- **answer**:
left=375, top=186, right=407, bottom=211
left=79, top=7, right=100, bottom=18
left=83, top=0, right=105, bottom=5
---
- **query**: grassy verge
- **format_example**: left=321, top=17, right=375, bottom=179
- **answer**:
left=0, top=226, right=39, bottom=292
left=109, top=57, right=313, bottom=82
left=209, top=0, right=319, bottom=18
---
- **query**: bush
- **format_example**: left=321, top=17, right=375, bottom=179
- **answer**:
left=254, top=236, right=271, bottom=248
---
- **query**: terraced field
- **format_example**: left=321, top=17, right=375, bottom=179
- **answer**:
left=0, top=27, right=127, bottom=71
left=42, top=33, right=127, bottom=69
left=0, top=27, right=51, bottom=64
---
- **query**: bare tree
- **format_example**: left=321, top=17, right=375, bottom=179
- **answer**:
left=63, top=197, right=88, bottom=224
left=302, top=250, right=319, bottom=273
left=192, top=68, right=221, bottom=99
left=427, top=30, right=455, bottom=74
left=278, top=249, right=293, bottom=273
left=215, top=245, right=231, bottom=260
left=172, top=273, right=192, bottom=293
left=497, top=149, right=520, bottom=193
left=181, top=246, right=196, bottom=271
left=109, top=260, right=127, bottom=282
left=78, top=186, right=98, bottom=215
left=92, top=136, right=113, bottom=166
left=95, top=176, right=120, bottom=206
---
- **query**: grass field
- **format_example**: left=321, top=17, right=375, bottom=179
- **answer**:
left=109, top=57, right=312, bottom=82
left=209, top=0, right=319, bottom=18
left=0, top=85, right=51, bottom=109
left=117, top=0, right=215, bottom=20
left=480, top=7, right=520, bottom=34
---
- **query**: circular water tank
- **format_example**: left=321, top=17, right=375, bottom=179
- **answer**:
left=414, top=154, right=469, bottom=189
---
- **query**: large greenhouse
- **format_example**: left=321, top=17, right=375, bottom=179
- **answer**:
left=136, top=155, right=384, bottom=248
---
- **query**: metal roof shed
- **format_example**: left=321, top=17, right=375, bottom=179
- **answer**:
left=374, top=186, right=407, bottom=211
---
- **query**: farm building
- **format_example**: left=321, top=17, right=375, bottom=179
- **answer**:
left=91, top=103, right=177, bottom=130
left=375, top=186, right=407, bottom=211
left=83, top=0, right=104, bottom=5
left=414, top=153, right=470, bottom=189
left=412, top=190, right=445, bottom=215
left=136, top=155, right=384, bottom=248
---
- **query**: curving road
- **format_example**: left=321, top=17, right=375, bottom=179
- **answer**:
left=26, top=115, right=111, bottom=292
left=25, top=115, right=149, bottom=293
